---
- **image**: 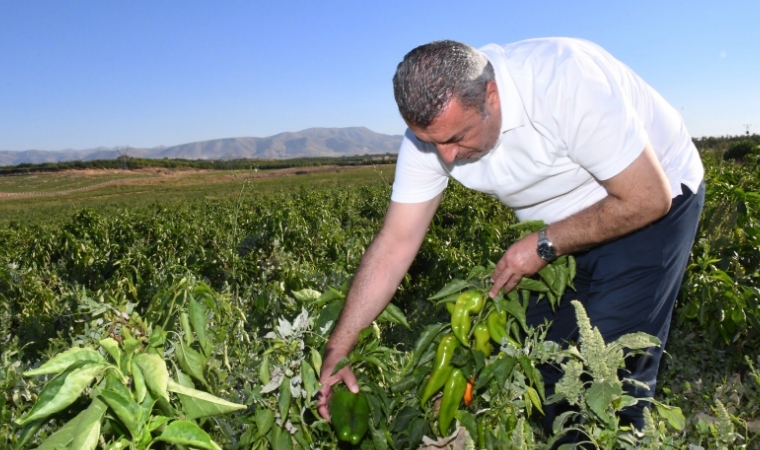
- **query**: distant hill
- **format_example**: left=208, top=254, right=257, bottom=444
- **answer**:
left=0, top=127, right=404, bottom=166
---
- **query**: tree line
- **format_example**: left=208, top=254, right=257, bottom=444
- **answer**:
left=0, top=153, right=398, bottom=176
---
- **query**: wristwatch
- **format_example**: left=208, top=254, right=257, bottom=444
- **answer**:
left=537, top=227, right=557, bottom=262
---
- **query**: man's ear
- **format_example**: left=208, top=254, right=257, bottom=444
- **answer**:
left=485, top=80, right=500, bottom=109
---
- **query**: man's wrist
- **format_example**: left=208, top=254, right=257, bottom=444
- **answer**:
left=537, top=227, right=558, bottom=262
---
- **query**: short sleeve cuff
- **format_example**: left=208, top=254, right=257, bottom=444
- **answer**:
left=391, top=178, right=448, bottom=203
left=591, top=125, right=649, bottom=181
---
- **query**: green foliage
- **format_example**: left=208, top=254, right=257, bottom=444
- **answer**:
left=679, top=159, right=760, bottom=348
left=2, top=156, right=760, bottom=448
left=545, top=301, right=683, bottom=449
left=723, top=140, right=759, bottom=162
left=13, top=302, right=244, bottom=450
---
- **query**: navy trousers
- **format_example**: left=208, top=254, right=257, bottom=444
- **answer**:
left=526, top=182, right=705, bottom=431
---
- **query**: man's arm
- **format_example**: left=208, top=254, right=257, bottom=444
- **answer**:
left=489, top=143, right=672, bottom=296
left=317, top=193, right=442, bottom=420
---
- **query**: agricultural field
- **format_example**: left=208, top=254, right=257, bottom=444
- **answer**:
left=1, top=152, right=759, bottom=449
left=0, top=165, right=393, bottom=224
left=0, top=171, right=149, bottom=194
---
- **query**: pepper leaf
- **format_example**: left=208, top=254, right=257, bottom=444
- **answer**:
left=504, top=297, right=528, bottom=332
left=454, top=410, right=478, bottom=442
left=331, top=357, right=350, bottom=376
left=14, top=419, right=44, bottom=450
left=376, top=302, right=410, bottom=329
left=98, top=388, right=141, bottom=438
left=449, top=347, right=471, bottom=368
left=516, top=277, right=550, bottom=293
left=428, top=279, right=470, bottom=300
left=35, top=398, right=108, bottom=450
left=24, top=347, right=104, bottom=377
left=133, top=353, right=170, bottom=401
left=157, top=420, right=222, bottom=450
left=301, top=360, right=318, bottom=399
left=133, top=364, right=148, bottom=407
left=67, top=416, right=101, bottom=450
left=167, top=379, right=246, bottom=420
left=279, top=376, right=292, bottom=421
left=17, top=361, right=108, bottom=425
left=175, top=341, right=208, bottom=387
left=255, top=408, right=275, bottom=438
left=369, top=422, right=389, bottom=450
left=189, top=297, right=212, bottom=357
left=408, top=417, right=429, bottom=449
left=525, top=386, right=544, bottom=415
left=99, top=338, right=122, bottom=369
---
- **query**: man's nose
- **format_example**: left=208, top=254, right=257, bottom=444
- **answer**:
left=436, top=143, right=458, bottom=163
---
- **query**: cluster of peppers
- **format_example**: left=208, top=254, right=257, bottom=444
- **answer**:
left=421, top=290, right=518, bottom=436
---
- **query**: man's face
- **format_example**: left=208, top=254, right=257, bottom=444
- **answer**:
left=409, top=80, right=502, bottom=164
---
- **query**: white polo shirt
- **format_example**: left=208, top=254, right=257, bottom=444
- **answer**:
left=390, top=38, right=704, bottom=224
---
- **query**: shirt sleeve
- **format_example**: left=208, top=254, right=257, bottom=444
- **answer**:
left=390, top=129, right=449, bottom=203
left=550, top=56, right=649, bottom=181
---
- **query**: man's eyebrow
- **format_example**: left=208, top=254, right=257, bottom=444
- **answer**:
left=438, top=125, right=471, bottom=145
left=440, top=134, right=463, bottom=144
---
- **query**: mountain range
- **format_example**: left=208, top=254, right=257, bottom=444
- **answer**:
left=0, top=127, right=404, bottom=166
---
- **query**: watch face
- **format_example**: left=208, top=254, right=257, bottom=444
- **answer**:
left=537, top=228, right=557, bottom=262
left=538, top=242, right=557, bottom=261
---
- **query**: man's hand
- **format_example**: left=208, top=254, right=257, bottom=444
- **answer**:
left=489, top=231, right=547, bottom=298
left=489, top=143, right=671, bottom=298
left=315, top=195, right=442, bottom=421
left=317, top=349, right=359, bottom=421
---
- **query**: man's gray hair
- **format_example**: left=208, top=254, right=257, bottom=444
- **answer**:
left=393, top=40, right=495, bottom=129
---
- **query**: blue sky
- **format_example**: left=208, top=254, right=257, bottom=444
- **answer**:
left=1, top=1, right=758, bottom=151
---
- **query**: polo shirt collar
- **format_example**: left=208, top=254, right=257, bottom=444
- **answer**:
left=479, top=44, right=524, bottom=133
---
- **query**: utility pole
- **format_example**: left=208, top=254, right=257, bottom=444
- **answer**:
left=743, top=124, right=752, bottom=136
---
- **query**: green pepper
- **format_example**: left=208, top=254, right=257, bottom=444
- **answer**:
left=486, top=310, right=519, bottom=348
left=473, top=323, right=492, bottom=356
left=330, top=390, right=370, bottom=445
left=420, top=334, right=459, bottom=404
left=477, top=421, right=486, bottom=449
left=439, top=368, right=467, bottom=436
left=503, top=408, right=518, bottom=432
left=451, top=290, right=485, bottom=347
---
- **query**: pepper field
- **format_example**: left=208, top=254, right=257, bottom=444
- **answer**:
left=1, top=153, right=758, bottom=449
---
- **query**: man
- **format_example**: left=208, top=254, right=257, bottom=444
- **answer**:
left=317, top=38, right=704, bottom=431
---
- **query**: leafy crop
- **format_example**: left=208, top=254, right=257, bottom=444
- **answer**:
left=723, top=140, right=759, bottom=162
left=2, top=153, right=760, bottom=448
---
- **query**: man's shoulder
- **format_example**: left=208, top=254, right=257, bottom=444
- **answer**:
left=401, top=128, right=432, bottom=151
left=399, top=129, right=442, bottom=164
left=485, top=37, right=609, bottom=66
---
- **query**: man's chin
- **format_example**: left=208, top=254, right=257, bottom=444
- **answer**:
left=467, top=141, right=498, bottom=159
left=455, top=148, right=490, bottom=162
left=465, top=150, right=487, bottom=159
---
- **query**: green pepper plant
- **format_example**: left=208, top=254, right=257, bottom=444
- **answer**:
left=14, top=300, right=245, bottom=450
left=391, top=218, right=579, bottom=445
